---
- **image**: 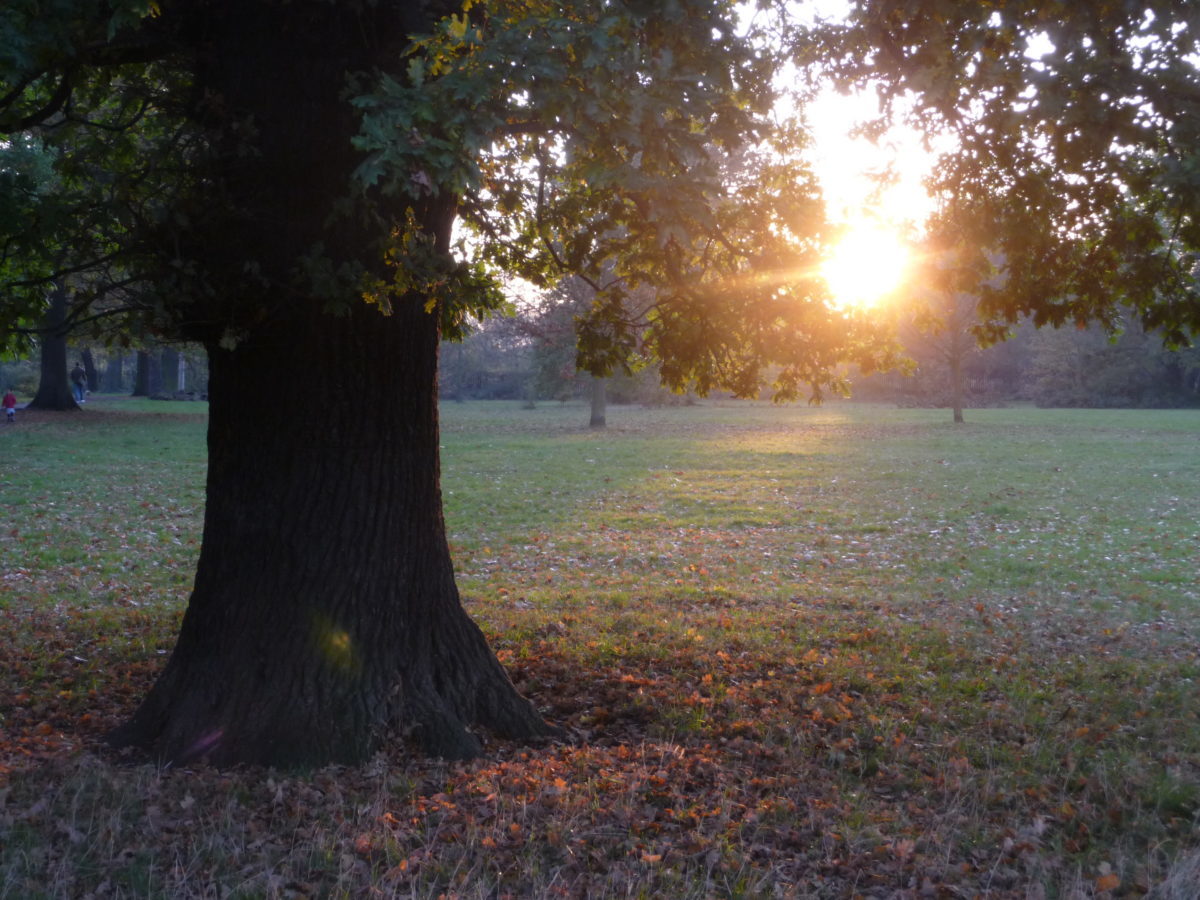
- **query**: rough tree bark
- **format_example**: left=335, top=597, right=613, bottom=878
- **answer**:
left=110, top=0, right=555, bottom=767
left=27, top=284, right=79, bottom=411
left=110, top=301, right=552, bottom=765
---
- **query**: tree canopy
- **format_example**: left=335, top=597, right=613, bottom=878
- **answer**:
left=822, top=0, right=1200, bottom=345
left=5, top=2, right=1199, bottom=382
left=2, top=0, right=900, bottom=401
left=1, top=0, right=192, bottom=346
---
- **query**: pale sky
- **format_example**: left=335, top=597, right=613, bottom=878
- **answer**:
left=761, top=0, right=944, bottom=233
left=805, top=86, right=942, bottom=233
left=793, top=78, right=945, bottom=307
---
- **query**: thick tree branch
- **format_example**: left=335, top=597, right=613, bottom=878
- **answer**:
left=0, top=71, right=40, bottom=115
left=3, top=71, right=74, bottom=132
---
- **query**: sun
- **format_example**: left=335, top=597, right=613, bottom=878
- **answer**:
left=821, top=225, right=911, bottom=310
left=800, top=84, right=943, bottom=311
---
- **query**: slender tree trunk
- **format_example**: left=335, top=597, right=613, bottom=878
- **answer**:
left=950, top=353, right=964, bottom=424
left=946, top=302, right=968, bottom=425
left=589, top=375, right=607, bottom=429
left=132, top=350, right=149, bottom=396
left=81, top=349, right=99, bottom=393
left=523, top=373, right=537, bottom=409
left=28, top=285, right=79, bottom=411
left=161, top=347, right=180, bottom=393
left=149, top=352, right=163, bottom=395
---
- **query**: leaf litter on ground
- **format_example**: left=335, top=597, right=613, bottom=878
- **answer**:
left=2, top=397, right=1198, bottom=898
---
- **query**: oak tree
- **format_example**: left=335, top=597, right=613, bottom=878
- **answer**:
left=2, top=0, right=886, bottom=767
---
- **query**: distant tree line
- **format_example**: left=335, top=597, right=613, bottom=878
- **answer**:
left=13, top=306, right=1186, bottom=412
left=440, top=280, right=693, bottom=408
left=1, top=343, right=209, bottom=401
left=855, top=310, right=1200, bottom=410
left=439, top=318, right=686, bottom=406
left=443, top=298, right=1200, bottom=411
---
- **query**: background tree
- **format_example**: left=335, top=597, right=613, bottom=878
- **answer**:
left=103, top=353, right=125, bottom=393
left=439, top=313, right=533, bottom=401
left=0, top=104, right=183, bottom=406
left=823, top=1, right=1200, bottom=344
left=79, top=348, right=99, bottom=393
left=160, top=346, right=179, bottom=394
left=25, top=283, right=79, bottom=411
left=131, top=348, right=161, bottom=397
left=524, top=295, right=579, bottom=402
left=587, top=375, right=607, bottom=429
left=854, top=313, right=1200, bottom=410
left=900, top=289, right=978, bottom=424
left=1025, top=315, right=1200, bottom=408
left=522, top=276, right=643, bottom=427
left=897, top=239, right=1005, bottom=423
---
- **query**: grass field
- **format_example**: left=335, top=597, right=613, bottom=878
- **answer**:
left=1, top=396, right=1198, bottom=898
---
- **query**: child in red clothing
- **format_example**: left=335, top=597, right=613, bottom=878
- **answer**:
left=3, top=388, right=17, bottom=423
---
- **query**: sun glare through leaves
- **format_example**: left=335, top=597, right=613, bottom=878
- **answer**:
left=801, top=86, right=941, bottom=311
left=821, top=224, right=911, bottom=310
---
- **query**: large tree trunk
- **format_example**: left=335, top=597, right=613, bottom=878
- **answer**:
left=109, top=1, right=552, bottom=768
left=27, top=285, right=79, bottom=411
left=111, top=302, right=553, bottom=767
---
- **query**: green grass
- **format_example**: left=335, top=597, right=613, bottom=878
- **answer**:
left=0, top=395, right=206, bottom=613
left=1, top=396, right=1198, bottom=898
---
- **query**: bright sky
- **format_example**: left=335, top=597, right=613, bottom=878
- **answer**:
left=804, top=86, right=945, bottom=309
left=766, top=0, right=946, bottom=308
left=805, top=88, right=938, bottom=229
